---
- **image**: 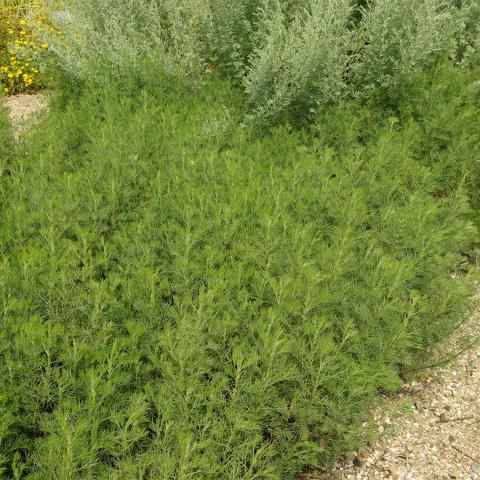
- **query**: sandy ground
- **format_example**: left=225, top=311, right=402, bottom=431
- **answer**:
left=4, top=93, right=480, bottom=480
left=3, top=92, right=48, bottom=139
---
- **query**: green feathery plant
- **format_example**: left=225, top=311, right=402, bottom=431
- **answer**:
left=0, top=62, right=478, bottom=478
left=1, top=1, right=480, bottom=478
left=0, top=103, right=12, bottom=165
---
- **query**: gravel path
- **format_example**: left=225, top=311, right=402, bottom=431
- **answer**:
left=4, top=93, right=480, bottom=480
left=308, top=292, right=480, bottom=480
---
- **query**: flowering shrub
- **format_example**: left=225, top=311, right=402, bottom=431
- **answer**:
left=0, top=13, right=58, bottom=95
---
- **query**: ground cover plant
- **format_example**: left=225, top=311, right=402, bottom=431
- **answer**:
left=1, top=0, right=480, bottom=479
left=1, top=65, right=479, bottom=478
left=0, top=102, right=12, bottom=159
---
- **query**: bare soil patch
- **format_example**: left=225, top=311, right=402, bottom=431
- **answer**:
left=3, top=93, right=48, bottom=139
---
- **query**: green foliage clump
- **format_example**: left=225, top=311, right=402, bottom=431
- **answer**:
left=0, top=66, right=477, bottom=478
left=397, top=63, right=480, bottom=218
left=0, top=103, right=12, bottom=164
left=199, top=0, right=264, bottom=78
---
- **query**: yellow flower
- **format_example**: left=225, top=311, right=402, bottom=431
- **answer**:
left=7, top=73, right=14, bottom=78
left=41, top=43, right=48, bottom=49
left=19, top=19, right=26, bottom=26
left=4, top=88, right=10, bottom=95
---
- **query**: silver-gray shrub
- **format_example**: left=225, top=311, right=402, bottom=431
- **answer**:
left=43, top=0, right=275, bottom=85
left=244, top=0, right=353, bottom=123
left=43, top=0, right=206, bottom=85
left=42, top=0, right=479, bottom=120
left=353, top=0, right=458, bottom=95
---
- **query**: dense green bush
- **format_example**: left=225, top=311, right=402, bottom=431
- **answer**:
left=2, top=1, right=479, bottom=477
left=198, top=0, right=263, bottom=78
left=0, top=65, right=477, bottom=478
left=396, top=63, right=480, bottom=218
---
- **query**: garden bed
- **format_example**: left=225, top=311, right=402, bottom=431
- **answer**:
left=1, top=1, right=479, bottom=479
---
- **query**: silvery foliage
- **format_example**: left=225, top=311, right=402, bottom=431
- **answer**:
left=42, top=0, right=478, bottom=118
left=44, top=0, right=206, bottom=84
left=244, top=0, right=353, bottom=122
left=354, top=0, right=458, bottom=94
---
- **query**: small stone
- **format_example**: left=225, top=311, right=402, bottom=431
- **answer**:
left=472, top=463, right=480, bottom=473
left=352, top=457, right=362, bottom=468
left=444, top=404, right=452, bottom=411
left=387, top=466, right=397, bottom=476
